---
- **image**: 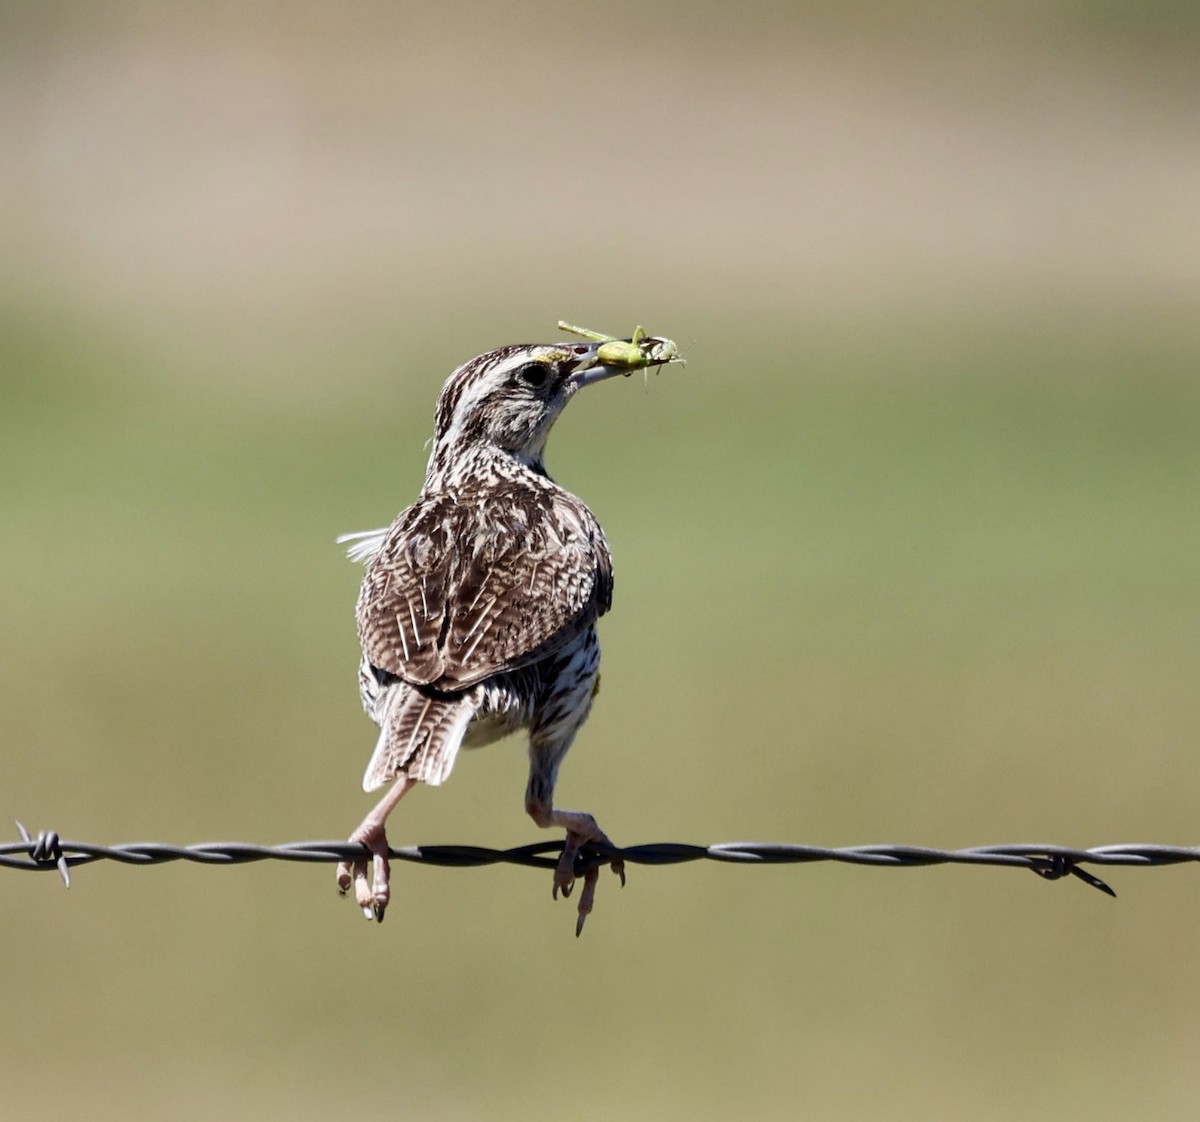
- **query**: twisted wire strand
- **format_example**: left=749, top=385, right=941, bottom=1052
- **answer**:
left=6, top=823, right=1200, bottom=896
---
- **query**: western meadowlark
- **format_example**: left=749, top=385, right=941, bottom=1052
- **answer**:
left=336, top=324, right=681, bottom=934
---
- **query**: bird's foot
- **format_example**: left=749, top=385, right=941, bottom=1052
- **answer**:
left=553, top=825, right=626, bottom=937
left=336, top=820, right=391, bottom=922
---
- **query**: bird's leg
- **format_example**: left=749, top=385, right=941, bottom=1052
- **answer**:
left=525, top=659, right=624, bottom=935
left=336, top=775, right=417, bottom=922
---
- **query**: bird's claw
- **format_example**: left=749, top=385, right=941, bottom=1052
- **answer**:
left=336, top=825, right=391, bottom=922
left=554, top=829, right=625, bottom=936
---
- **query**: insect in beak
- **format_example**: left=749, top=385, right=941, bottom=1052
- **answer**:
left=558, top=322, right=685, bottom=388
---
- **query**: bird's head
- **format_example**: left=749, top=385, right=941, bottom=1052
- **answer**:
left=425, top=336, right=675, bottom=480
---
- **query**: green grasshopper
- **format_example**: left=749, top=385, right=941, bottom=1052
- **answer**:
left=558, top=321, right=684, bottom=370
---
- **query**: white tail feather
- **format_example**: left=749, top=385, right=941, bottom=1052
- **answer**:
left=337, top=527, right=388, bottom=565
left=362, top=686, right=476, bottom=791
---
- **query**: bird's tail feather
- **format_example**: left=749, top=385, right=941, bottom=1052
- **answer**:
left=337, top=527, right=389, bottom=565
left=363, top=686, right=476, bottom=792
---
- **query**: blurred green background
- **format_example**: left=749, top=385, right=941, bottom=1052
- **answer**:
left=3, top=2, right=1200, bottom=1119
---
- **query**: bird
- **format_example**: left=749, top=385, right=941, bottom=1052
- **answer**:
left=335, top=325, right=682, bottom=934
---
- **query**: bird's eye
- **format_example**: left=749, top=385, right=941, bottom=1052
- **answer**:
left=516, top=362, right=551, bottom=389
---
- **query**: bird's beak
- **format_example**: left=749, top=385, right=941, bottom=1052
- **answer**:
left=566, top=344, right=629, bottom=390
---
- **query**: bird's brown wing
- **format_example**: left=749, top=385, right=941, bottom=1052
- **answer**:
left=357, top=485, right=612, bottom=690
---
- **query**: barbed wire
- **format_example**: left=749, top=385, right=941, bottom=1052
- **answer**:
left=7, top=822, right=1200, bottom=897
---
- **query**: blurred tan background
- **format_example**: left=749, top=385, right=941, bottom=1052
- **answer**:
left=3, top=2, right=1200, bottom=1119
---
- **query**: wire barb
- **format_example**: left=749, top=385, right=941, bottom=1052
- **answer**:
left=1029, top=853, right=1117, bottom=897
left=5, top=825, right=1199, bottom=898
left=14, top=821, right=71, bottom=888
